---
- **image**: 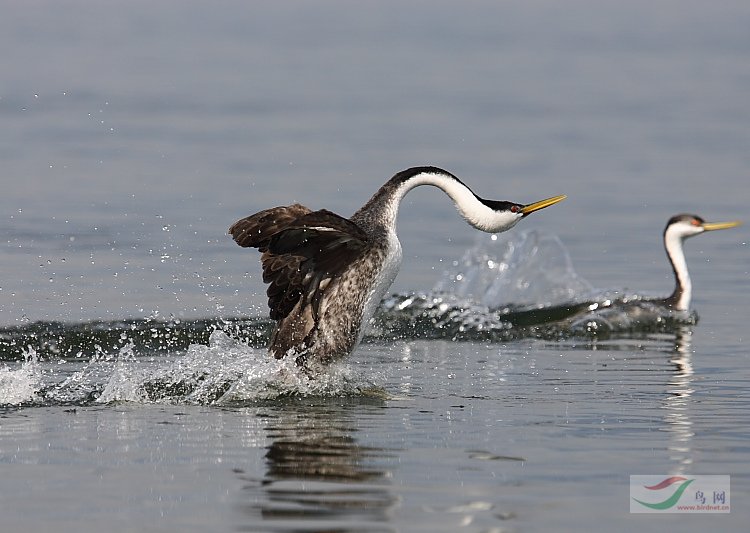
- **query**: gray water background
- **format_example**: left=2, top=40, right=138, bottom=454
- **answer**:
left=1, top=1, right=749, bottom=531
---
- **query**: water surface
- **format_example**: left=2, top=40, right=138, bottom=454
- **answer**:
left=1, top=1, right=749, bottom=531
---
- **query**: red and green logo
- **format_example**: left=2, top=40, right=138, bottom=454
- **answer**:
left=632, top=476, right=694, bottom=510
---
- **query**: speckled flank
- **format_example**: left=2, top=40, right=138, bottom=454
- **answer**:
left=311, top=242, right=399, bottom=363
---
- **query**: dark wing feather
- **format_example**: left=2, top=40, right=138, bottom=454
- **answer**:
left=263, top=210, right=369, bottom=320
left=228, top=203, right=311, bottom=251
left=230, top=206, right=369, bottom=321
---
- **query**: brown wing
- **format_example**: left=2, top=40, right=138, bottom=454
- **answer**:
left=263, top=210, right=370, bottom=320
left=228, top=203, right=312, bottom=251
left=230, top=206, right=369, bottom=321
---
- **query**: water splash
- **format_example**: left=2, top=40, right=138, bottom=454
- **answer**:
left=0, top=317, right=273, bottom=362
left=97, top=330, right=374, bottom=405
left=1, top=328, right=379, bottom=407
left=434, top=230, right=595, bottom=308
left=376, top=230, right=697, bottom=340
left=0, top=229, right=700, bottom=407
left=0, top=347, right=42, bottom=405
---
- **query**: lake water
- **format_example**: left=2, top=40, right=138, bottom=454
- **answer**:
left=1, top=1, right=749, bottom=531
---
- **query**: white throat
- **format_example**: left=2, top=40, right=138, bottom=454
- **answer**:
left=664, top=225, right=693, bottom=311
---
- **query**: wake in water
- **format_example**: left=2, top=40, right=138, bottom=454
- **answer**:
left=0, top=229, right=697, bottom=406
left=97, top=330, right=373, bottom=404
left=0, top=330, right=377, bottom=407
left=374, top=231, right=697, bottom=341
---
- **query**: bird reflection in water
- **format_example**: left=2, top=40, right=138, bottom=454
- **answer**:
left=662, top=326, right=696, bottom=473
left=237, top=398, right=398, bottom=530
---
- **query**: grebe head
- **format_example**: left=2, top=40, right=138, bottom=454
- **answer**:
left=473, top=194, right=567, bottom=233
left=663, top=213, right=741, bottom=311
left=665, top=214, right=741, bottom=242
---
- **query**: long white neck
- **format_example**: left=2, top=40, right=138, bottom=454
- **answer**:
left=664, top=226, right=692, bottom=311
left=352, top=167, right=521, bottom=234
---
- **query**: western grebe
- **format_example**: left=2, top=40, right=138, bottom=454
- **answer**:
left=229, top=166, right=565, bottom=365
left=660, top=214, right=741, bottom=311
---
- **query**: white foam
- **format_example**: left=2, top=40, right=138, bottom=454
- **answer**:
left=0, top=348, right=41, bottom=406
left=96, top=330, right=377, bottom=405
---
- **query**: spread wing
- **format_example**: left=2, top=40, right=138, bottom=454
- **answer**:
left=229, top=203, right=312, bottom=251
left=229, top=207, right=369, bottom=321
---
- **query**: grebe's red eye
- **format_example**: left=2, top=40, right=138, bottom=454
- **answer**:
left=691, top=219, right=701, bottom=226
left=511, top=205, right=520, bottom=213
